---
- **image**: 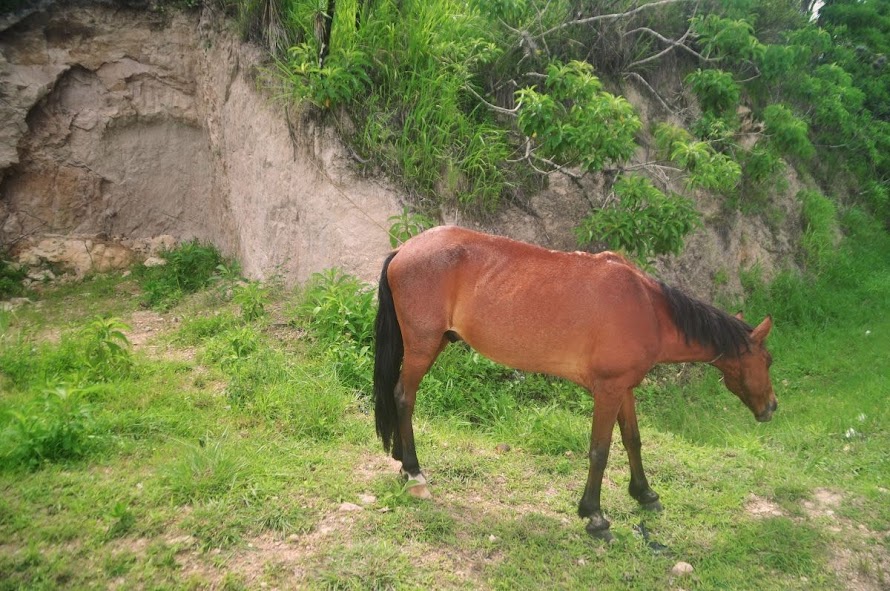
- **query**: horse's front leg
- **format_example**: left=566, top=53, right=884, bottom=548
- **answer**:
left=618, top=389, right=662, bottom=511
left=578, top=388, right=622, bottom=543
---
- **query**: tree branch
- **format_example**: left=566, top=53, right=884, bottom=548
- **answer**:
left=536, top=0, right=694, bottom=40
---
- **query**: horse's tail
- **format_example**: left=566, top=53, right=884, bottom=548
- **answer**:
left=374, top=251, right=403, bottom=453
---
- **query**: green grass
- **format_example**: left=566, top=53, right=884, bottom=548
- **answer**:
left=1, top=227, right=888, bottom=589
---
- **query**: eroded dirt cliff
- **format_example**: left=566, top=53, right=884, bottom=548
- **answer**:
left=0, top=2, right=401, bottom=282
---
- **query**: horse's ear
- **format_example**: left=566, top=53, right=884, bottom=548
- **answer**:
left=751, top=315, right=773, bottom=343
left=735, top=311, right=745, bottom=321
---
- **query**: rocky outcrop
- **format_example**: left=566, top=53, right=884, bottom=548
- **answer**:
left=0, top=3, right=401, bottom=282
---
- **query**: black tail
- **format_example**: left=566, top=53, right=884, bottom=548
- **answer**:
left=374, top=251, right=403, bottom=453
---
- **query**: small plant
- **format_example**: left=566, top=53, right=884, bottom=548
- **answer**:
left=233, top=281, right=269, bottom=322
left=80, top=316, right=133, bottom=382
left=295, top=269, right=375, bottom=350
left=387, top=208, right=437, bottom=247
left=105, top=502, right=136, bottom=539
left=2, top=385, right=95, bottom=469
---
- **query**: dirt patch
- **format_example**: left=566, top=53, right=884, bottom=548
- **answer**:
left=745, top=494, right=785, bottom=518
left=803, top=488, right=844, bottom=519
left=799, top=489, right=890, bottom=591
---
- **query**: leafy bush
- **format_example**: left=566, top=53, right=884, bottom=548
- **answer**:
left=135, top=241, right=225, bottom=310
left=575, top=175, right=701, bottom=264
left=761, top=104, right=814, bottom=159
left=655, top=123, right=742, bottom=192
left=516, top=61, right=641, bottom=173
left=686, top=68, right=741, bottom=115
left=2, top=385, right=96, bottom=469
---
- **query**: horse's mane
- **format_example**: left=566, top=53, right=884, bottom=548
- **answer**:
left=658, top=281, right=752, bottom=357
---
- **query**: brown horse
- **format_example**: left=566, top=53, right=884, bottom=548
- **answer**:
left=373, top=226, right=776, bottom=542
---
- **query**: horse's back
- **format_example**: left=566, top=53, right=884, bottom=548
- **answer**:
left=387, top=226, right=660, bottom=384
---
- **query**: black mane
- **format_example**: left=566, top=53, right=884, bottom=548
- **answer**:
left=658, top=282, right=752, bottom=357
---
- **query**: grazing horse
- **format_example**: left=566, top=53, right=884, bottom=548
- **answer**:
left=373, top=226, right=776, bottom=541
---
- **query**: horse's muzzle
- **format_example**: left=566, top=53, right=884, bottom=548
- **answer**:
left=756, top=399, right=778, bottom=422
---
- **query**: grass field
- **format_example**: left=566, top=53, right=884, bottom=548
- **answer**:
left=1, top=227, right=888, bottom=590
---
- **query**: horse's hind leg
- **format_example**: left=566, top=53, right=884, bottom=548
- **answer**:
left=395, top=339, right=446, bottom=499
left=618, top=389, right=662, bottom=511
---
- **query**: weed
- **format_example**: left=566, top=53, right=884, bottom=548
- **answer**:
left=1, top=385, right=96, bottom=469
left=164, top=435, right=248, bottom=504
left=293, top=269, right=376, bottom=394
left=233, top=281, right=269, bottom=322
left=135, top=240, right=225, bottom=310
left=387, top=208, right=437, bottom=247
left=105, top=502, right=136, bottom=539
left=79, top=316, right=133, bottom=382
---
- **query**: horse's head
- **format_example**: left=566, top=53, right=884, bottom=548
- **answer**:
left=714, top=316, right=777, bottom=422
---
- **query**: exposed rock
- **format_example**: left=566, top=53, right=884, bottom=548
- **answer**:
left=671, top=561, right=695, bottom=576
left=142, top=256, right=167, bottom=268
left=1, top=4, right=401, bottom=284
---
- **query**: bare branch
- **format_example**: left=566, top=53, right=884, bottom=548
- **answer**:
left=625, top=25, right=716, bottom=68
left=464, top=84, right=520, bottom=116
left=536, top=0, right=694, bottom=40
left=623, top=72, right=675, bottom=114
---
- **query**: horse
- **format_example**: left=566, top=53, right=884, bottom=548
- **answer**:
left=373, top=226, right=776, bottom=542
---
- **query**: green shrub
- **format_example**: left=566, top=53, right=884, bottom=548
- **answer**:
left=762, top=104, right=815, bottom=159
left=1, top=385, right=96, bottom=469
left=136, top=241, right=225, bottom=310
left=575, top=175, right=701, bottom=264
left=0, top=260, right=27, bottom=299
left=516, top=60, right=641, bottom=173
left=686, top=68, right=741, bottom=115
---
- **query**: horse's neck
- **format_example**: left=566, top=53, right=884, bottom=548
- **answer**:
left=657, top=331, right=721, bottom=364
left=653, top=296, right=722, bottom=365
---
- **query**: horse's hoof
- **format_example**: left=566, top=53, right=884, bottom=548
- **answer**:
left=586, top=523, right=616, bottom=544
left=406, top=483, right=432, bottom=499
left=641, top=499, right=663, bottom=512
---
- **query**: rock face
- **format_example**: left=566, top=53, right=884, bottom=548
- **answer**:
left=0, top=3, right=401, bottom=282
left=1, top=2, right=800, bottom=297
